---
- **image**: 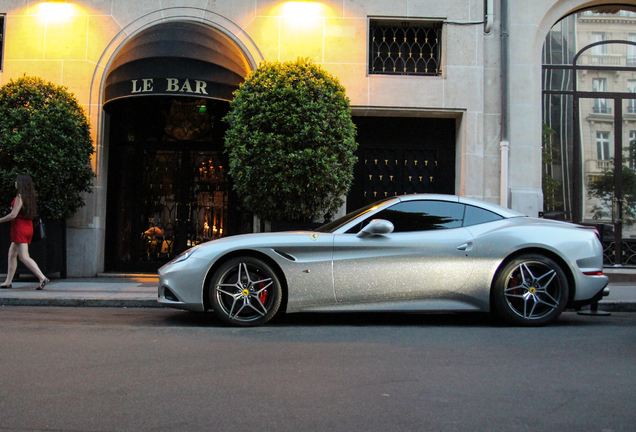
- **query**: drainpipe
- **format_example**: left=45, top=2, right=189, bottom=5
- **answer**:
left=484, top=0, right=494, bottom=33
left=500, top=0, right=510, bottom=208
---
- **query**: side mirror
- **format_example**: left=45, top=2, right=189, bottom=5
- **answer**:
left=356, top=219, right=395, bottom=238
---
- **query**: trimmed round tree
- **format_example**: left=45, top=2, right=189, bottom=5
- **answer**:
left=224, top=58, right=357, bottom=223
left=0, top=76, right=94, bottom=220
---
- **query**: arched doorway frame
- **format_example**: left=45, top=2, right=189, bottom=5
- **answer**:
left=87, top=8, right=263, bottom=272
left=91, top=8, right=263, bottom=175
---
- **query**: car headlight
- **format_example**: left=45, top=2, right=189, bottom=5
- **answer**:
left=170, top=246, right=199, bottom=264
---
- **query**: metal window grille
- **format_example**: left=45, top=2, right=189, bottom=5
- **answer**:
left=369, top=21, right=442, bottom=76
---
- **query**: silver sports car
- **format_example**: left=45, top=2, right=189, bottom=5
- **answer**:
left=158, top=194, right=609, bottom=327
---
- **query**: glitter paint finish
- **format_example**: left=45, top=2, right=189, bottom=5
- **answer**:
left=157, top=195, right=609, bottom=324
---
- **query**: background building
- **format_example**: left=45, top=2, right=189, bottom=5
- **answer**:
left=0, top=0, right=633, bottom=275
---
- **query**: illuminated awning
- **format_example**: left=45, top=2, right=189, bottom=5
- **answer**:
left=104, top=22, right=251, bottom=107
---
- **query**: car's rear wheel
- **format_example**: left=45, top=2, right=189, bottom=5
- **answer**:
left=492, top=254, right=569, bottom=326
left=210, top=256, right=282, bottom=327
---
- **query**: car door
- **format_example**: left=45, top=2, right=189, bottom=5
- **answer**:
left=269, top=232, right=337, bottom=311
left=333, top=200, right=476, bottom=305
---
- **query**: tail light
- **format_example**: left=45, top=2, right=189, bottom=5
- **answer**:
left=578, top=225, right=600, bottom=240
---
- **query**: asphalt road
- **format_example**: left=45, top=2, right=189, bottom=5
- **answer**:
left=0, top=307, right=634, bottom=432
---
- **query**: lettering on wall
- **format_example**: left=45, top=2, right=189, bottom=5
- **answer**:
left=130, top=78, right=209, bottom=95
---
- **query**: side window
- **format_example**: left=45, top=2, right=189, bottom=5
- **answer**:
left=463, top=205, right=503, bottom=227
left=350, top=200, right=465, bottom=233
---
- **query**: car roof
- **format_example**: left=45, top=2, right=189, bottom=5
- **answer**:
left=396, top=194, right=527, bottom=218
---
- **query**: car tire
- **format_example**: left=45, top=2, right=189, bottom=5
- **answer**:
left=210, top=256, right=282, bottom=327
left=492, top=254, right=569, bottom=326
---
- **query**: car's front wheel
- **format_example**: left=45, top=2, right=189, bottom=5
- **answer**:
left=492, top=254, right=569, bottom=326
left=210, top=256, right=282, bottom=327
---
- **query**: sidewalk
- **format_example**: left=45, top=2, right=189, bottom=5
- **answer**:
left=0, top=275, right=161, bottom=308
left=0, top=269, right=634, bottom=312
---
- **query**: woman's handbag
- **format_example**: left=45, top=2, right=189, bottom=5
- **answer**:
left=32, top=218, right=46, bottom=242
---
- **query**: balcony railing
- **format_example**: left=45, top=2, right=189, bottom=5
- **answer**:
left=582, top=54, right=636, bottom=67
left=585, top=159, right=613, bottom=173
left=586, top=54, right=621, bottom=66
left=592, top=105, right=612, bottom=114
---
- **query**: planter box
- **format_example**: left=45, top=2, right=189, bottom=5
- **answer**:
left=0, top=219, right=67, bottom=278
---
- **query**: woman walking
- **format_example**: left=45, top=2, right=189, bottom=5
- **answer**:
left=0, top=174, right=48, bottom=289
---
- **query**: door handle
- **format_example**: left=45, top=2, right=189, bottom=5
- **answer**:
left=457, top=242, right=473, bottom=251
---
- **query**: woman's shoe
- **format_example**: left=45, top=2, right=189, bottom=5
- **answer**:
left=0, top=284, right=11, bottom=289
left=37, top=278, right=49, bottom=290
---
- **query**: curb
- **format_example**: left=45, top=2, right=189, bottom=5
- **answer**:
left=0, top=298, right=164, bottom=308
left=0, top=298, right=634, bottom=312
left=597, top=301, right=636, bottom=313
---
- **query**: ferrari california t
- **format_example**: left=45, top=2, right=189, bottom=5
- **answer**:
left=158, top=194, right=609, bottom=327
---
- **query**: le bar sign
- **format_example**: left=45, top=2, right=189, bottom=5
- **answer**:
left=130, top=78, right=210, bottom=95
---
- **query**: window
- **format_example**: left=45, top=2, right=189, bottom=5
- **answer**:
left=591, top=32, right=607, bottom=55
left=0, top=15, right=4, bottom=72
left=592, top=78, right=610, bottom=114
left=596, top=132, right=611, bottom=160
left=463, top=205, right=503, bottom=227
left=369, top=20, right=442, bottom=76
left=628, top=34, right=636, bottom=67
left=355, top=200, right=464, bottom=233
left=628, top=80, right=636, bottom=113
left=315, top=198, right=394, bottom=233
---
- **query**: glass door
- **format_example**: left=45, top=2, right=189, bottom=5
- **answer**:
left=579, top=95, right=636, bottom=265
left=580, top=97, right=621, bottom=264
left=619, top=97, right=636, bottom=264
left=107, top=146, right=231, bottom=272
left=188, top=152, right=228, bottom=246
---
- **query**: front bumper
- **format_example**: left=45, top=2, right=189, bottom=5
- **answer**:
left=157, top=257, right=211, bottom=312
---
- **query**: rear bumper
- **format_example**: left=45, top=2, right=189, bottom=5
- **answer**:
left=570, top=285, right=610, bottom=310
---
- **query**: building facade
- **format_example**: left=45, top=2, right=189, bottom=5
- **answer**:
left=0, top=0, right=632, bottom=275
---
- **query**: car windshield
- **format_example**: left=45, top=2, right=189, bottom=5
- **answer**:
left=315, top=198, right=396, bottom=233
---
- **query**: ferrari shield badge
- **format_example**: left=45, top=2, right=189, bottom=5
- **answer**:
left=309, top=233, right=319, bottom=241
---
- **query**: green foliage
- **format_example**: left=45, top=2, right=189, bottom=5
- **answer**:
left=541, top=124, right=563, bottom=211
left=588, top=164, right=636, bottom=226
left=223, top=58, right=357, bottom=223
left=0, top=76, right=94, bottom=220
left=589, top=136, right=636, bottom=225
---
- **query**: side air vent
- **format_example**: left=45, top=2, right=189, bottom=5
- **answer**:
left=273, top=250, right=297, bottom=261
left=163, top=286, right=179, bottom=302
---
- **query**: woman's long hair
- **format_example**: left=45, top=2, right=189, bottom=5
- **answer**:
left=16, top=174, right=37, bottom=219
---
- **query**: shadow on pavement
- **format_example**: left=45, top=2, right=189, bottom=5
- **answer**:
left=163, top=309, right=625, bottom=328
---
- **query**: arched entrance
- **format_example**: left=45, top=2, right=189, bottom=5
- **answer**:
left=103, top=22, right=252, bottom=272
left=542, top=6, right=636, bottom=265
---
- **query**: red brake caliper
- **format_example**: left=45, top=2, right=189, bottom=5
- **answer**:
left=256, top=276, right=268, bottom=305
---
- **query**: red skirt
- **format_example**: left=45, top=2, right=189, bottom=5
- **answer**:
left=11, top=217, right=33, bottom=244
